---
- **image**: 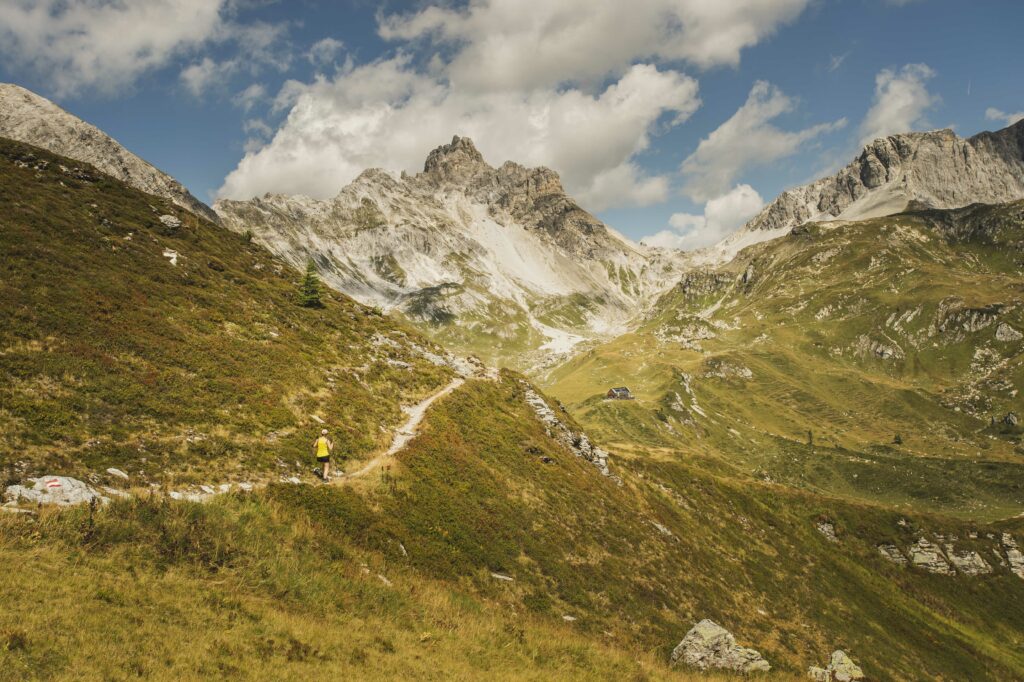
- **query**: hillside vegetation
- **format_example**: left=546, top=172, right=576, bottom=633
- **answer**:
left=3, top=137, right=1024, bottom=681
left=546, top=203, right=1024, bottom=521
left=0, top=137, right=452, bottom=486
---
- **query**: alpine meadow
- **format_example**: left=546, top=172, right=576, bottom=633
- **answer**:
left=1, top=2, right=1023, bottom=680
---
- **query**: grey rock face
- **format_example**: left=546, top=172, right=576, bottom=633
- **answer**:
left=741, top=122, right=1024, bottom=236
left=1004, top=534, right=1024, bottom=579
left=808, top=650, right=865, bottom=682
left=215, top=135, right=686, bottom=366
left=909, top=538, right=954, bottom=575
left=523, top=383, right=612, bottom=477
left=944, top=545, right=992, bottom=576
left=3, top=476, right=108, bottom=507
left=0, top=83, right=217, bottom=222
left=878, top=544, right=908, bottom=566
left=670, top=619, right=770, bottom=674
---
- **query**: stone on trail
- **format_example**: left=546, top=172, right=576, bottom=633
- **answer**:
left=3, top=476, right=108, bottom=507
left=670, top=619, right=770, bottom=673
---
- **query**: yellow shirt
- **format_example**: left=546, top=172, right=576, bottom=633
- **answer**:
left=315, top=437, right=331, bottom=457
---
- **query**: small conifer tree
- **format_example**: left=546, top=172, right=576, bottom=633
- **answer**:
left=299, top=260, right=323, bottom=308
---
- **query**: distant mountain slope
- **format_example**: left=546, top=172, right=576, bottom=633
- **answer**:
left=215, top=136, right=686, bottom=369
left=0, top=136, right=455, bottom=481
left=546, top=201, right=1024, bottom=520
left=0, top=83, right=218, bottom=222
left=699, top=121, right=1024, bottom=264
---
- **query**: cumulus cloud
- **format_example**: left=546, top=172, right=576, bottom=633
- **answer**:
left=218, top=1, right=820, bottom=210
left=0, top=0, right=225, bottom=96
left=379, top=0, right=812, bottom=91
left=681, top=81, right=847, bottom=202
left=859, top=63, right=938, bottom=145
left=985, top=107, right=1024, bottom=128
left=219, top=61, right=700, bottom=209
left=643, top=184, right=765, bottom=250
left=0, top=1, right=292, bottom=98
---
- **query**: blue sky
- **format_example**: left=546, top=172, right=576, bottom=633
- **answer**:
left=1, top=0, right=1022, bottom=248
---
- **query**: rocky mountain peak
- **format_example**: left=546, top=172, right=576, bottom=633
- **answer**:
left=693, top=120, right=1024, bottom=265
left=0, top=83, right=217, bottom=222
left=422, top=135, right=491, bottom=183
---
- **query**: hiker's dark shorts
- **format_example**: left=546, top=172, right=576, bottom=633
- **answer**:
left=317, top=456, right=330, bottom=463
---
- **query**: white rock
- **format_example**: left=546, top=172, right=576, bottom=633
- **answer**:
left=158, top=214, right=181, bottom=228
left=162, top=249, right=178, bottom=266
left=809, top=650, right=864, bottom=681
left=995, top=323, right=1023, bottom=342
left=670, top=619, right=770, bottom=674
left=490, top=572, right=514, bottom=582
left=105, top=467, right=129, bottom=480
left=3, top=476, right=108, bottom=507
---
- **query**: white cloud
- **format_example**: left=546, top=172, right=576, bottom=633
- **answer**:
left=985, top=107, right=1024, bottom=128
left=859, top=63, right=938, bottom=145
left=180, top=57, right=237, bottom=97
left=643, top=184, right=764, bottom=250
left=0, top=1, right=292, bottom=98
left=233, top=83, right=266, bottom=111
left=219, top=1, right=819, bottom=211
left=308, top=37, right=344, bottom=67
left=0, top=0, right=226, bottom=96
left=219, top=60, right=700, bottom=209
left=681, top=81, right=847, bottom=202
left=379, top=0, right=812, bottom=91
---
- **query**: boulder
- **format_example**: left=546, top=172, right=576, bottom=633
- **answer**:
left=670, top=619, right=770, bottom=674
left=808, top=650, right=865, bottom=681
left=3, top=476, right=108, bottom=507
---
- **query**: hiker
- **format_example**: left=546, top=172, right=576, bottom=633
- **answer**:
left=313, top=428, right=334, bottom=480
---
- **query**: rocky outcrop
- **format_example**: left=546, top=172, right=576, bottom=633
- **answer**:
left=995, top=323, right=1023, bottom=342
left=522, top=383, right=613, bottom=478
left=670, top=620, right=770, bottom=674
left=0, top=83, right=217, bottom=222
left=808, top=650, right=865, bottom=682
left=878, top=544, right=908, bottom=566
left=742, top=122, right=1024, bottom=236
left=908, top=538, right=954, bottom=575
left=944, top=544, right=993, bottom=576
left=1004, top=534, right=1024, bottom=579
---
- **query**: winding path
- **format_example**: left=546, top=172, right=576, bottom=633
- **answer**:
left=342, top=377, right=465, bottom=480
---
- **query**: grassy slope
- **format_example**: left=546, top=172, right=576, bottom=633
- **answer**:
left=0, top=138, right=452, bottom=484
left=545, top=206, right=1024, bottom=521
left=3, top=137, right=1024, bottom=680
left=3, top=375, right=1023, bottom=680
